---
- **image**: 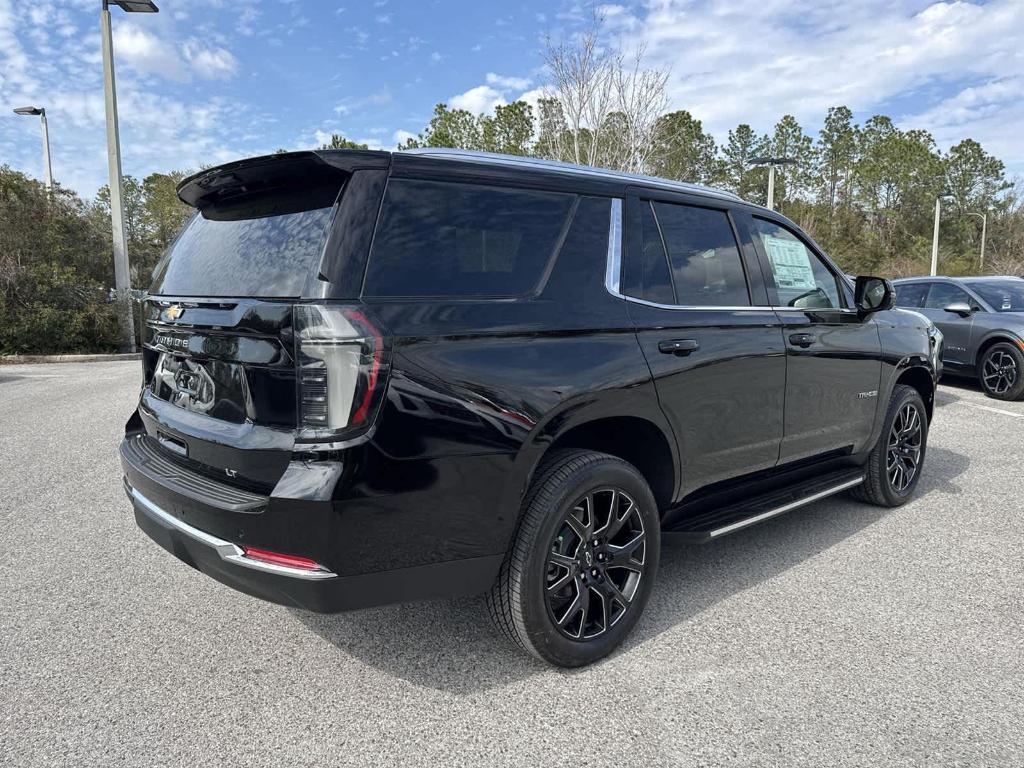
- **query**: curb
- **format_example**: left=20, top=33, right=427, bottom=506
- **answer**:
left=0, top=353, right=142, bottom=365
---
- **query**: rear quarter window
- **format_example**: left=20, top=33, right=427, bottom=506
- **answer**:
left=895, top=283, right=929, bottom=308
left=362, top=179, right=575, bottom=298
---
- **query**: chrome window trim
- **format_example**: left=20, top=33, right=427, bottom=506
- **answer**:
left=129, top=486, right=337, bottom=581
left=605, top=198, right=623, bottom=295
left=603, top=197, right=854, bottom=314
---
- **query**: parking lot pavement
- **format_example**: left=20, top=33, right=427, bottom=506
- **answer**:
left=1, top=361, right=1022, bottom=767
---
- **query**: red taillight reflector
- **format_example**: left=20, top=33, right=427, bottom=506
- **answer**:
left=347, top=308, right=382, bottom=425
left=241, top=546, right=325, bottom=571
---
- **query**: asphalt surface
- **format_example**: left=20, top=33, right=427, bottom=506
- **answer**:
left=2, top=361, right=1022, bottom=767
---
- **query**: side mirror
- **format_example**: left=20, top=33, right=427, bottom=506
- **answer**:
left=855, top=276, right=895, bottom=314
left=943, top=302, right=974, bottom=318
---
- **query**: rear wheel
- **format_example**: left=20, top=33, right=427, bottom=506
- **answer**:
left=487, top=450, right=660, bottom=667
left=851, top=384, right=929, bottom=507
left=978, top=342, right=1024, bottom=401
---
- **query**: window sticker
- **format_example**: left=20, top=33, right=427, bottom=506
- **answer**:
left=762, top=235, right=816, bottom=290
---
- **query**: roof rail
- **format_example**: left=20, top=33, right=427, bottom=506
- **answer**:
left=402, top=148, right=744, bottom=202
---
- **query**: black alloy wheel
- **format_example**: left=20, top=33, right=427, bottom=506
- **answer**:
left=851, top=384, right=929, bottom=507
left=886, top=402, right=923, bottom=493
left=544, top=488, right=646, bottom=640
left=487, top=450, right=660, bottom=667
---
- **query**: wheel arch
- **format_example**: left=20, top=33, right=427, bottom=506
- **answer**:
left=973, top=333, right=1024, bottom=369
left=538, top=416, right=675, bottom=513
left=511, top=406, right=679, bottom=521
left=894, top=365, right=935, bottom=421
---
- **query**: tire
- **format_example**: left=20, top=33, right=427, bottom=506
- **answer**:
left=486, top=450, right=660, bottom=667
left=977, top=342, right=1024, bottom=401
left=851, top=384, right=929, bottom=507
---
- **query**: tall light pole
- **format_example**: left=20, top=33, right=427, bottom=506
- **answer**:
left=13, top=106, right=53, bottom=191
left=101, top=0, right=159, bottom=353
left=966, top=211, right=987, bottom=270
left=929, top=193, right=954, bottom=277
left=750, top=156, right=797, bottom=211
left=930, top=197, right=942, bottom=277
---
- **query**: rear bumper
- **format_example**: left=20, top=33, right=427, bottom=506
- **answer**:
left=121, top=435, right=503, bottom=612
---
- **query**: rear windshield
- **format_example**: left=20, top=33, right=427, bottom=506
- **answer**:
left=965, top=280, right=1024, bottom=312
left=150, top=205, right=334, bottom=298
left=362, top=179, right=575, bottom=298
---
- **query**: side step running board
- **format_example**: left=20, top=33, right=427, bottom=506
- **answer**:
left=663, top=469, right=864, bottom=542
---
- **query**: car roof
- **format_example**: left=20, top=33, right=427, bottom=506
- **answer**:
left=893, top=275, right=1022, bottom=283
left=956, top=275, right=1024, bottom=282
left=400, top=148, right=744, bottom=204
left=180, top=147, right=763, bottom=214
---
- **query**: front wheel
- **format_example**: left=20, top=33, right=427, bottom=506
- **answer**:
left=486, top=450, right=660, bottom=667
left=978, top=342, right=1024, bottom=401
left=851, top=384, right=929, bottom=507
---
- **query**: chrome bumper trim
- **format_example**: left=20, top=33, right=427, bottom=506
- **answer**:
left=129, top=486, right=337, bottom=581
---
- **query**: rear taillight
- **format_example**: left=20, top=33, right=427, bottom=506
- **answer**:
left=295, top=304, right=390, bottom=442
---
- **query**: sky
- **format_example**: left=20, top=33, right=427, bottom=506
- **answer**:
left=1, top=0, right=1023, bottom=198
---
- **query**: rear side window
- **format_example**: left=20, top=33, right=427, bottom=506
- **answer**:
left=653, top=202, right=749, bottom=306
left=363, top=179, right=575, bottom=298
left=151, top=205, right=335, bottom=298
left=895, top=283, right=929, bottom=308
left=626, top=201, right=674, bottom=304
left=925, top=282, right=971, bottom=309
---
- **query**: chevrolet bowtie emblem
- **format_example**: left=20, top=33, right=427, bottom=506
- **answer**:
left=165, top=304, right=184, bottom=321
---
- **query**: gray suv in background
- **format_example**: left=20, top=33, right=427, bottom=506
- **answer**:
left=893, top=276, right=1024, bottom=400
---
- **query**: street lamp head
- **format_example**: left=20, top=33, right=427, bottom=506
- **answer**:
left=749, top=156, right=798, bottom=166
left=13, top=106, right=44, bottom=116
left=107, top=1, right=159, bottom=12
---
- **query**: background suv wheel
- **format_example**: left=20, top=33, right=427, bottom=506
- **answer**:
left=487, top=450, right=660, bottom=667
left=978, top=342, right=1024, bottom=401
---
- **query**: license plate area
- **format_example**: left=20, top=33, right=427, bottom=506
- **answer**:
left=151, top=353, right=253, bottom=423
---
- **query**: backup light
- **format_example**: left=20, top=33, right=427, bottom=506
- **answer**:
left=295, top=305, right=389, bottom=441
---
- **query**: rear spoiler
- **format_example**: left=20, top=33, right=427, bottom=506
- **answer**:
left=176, top=150, right=392, bottom=214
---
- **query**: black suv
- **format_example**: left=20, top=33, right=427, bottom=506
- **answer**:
left=121, top=149, right=940, bottom=666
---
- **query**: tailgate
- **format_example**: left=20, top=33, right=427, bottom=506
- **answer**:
left=137, top=298, right=299, bottom=491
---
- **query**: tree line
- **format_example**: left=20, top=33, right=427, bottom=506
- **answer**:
left=2, top=15, right=1021, bottom=354
left=0, top=168, right=192, bottom=354
left=383, top=102, right=1019, bottom=278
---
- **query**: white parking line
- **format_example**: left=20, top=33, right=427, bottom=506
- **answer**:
left=1, top=373, right=67, bottom=378
left=950, top=400, right=1024, bottom=420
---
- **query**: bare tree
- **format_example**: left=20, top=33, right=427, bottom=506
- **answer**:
left=541, top=12, right=614, bottom=167
left=540, top=11, right=669, bottom=173
left=610, top=46, right=669, bottom=173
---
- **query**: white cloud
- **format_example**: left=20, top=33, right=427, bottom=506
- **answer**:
left=313, top=129, right=336, bottom=147
left=393, top=128, right=417, bottom=145
left=183, top=41, right=238, bottom=79
left=449, top=85, right=506, bottom=114
left=486, top=72, right=531, bottom=90
left=516, top=87, right=547, bottom=113
left=333, top=89, right=392, bottom=116
left=605, top=0, right=1024, bottom=168
left=113, top=22, right=186, bottom=81
left=236, top=5, right=260, bottom=37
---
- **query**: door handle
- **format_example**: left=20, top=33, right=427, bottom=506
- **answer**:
left=658, top=339, right=700, bottom=356
left=788, top=332, right=816, bottom=348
